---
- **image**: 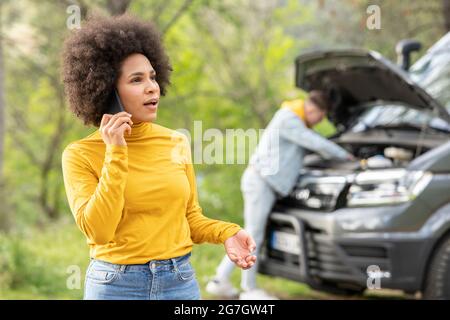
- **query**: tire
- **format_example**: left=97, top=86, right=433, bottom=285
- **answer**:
left=423, top=234, right=450, bottom=300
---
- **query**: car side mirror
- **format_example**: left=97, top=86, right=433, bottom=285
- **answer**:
left=396, top=39, right=422, bottom=71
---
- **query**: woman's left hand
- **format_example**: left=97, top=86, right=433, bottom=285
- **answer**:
left=224, top=229, right=257, bottom=270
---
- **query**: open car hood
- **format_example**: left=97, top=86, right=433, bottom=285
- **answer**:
left=295, top=49, right=450, bottom=123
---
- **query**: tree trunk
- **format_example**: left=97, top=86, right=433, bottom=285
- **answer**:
left=106, top=0, right=132, bottom=15
left=0, top=1, right=11, bottom=232
left=0, top=1, right=5, bottom=179
left=444, top=0, right=450, bottom=31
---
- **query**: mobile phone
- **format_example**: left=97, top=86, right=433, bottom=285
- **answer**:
left=105, top=89, right=125, bottom=115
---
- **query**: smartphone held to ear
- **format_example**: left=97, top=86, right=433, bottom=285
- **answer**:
left=105, top=89, right=125, bottom=115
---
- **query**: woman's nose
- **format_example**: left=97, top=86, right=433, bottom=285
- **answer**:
left=145, top=80, right=159, bottom=93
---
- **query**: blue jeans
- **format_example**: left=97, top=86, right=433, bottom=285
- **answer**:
left=84, top=252, right=201, bottom=300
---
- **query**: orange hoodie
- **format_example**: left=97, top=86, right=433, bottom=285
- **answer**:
left=281, top=99, right=310, bottom=127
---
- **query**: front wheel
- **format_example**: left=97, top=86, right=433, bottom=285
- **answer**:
left=423, top=234, right=450, bottom=300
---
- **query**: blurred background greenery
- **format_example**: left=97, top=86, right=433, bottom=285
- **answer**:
left=0, top=0, right=448, bottom=299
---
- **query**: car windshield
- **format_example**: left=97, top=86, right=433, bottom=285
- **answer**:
left=409, top=32, right=450, bottom=112
left=350, top=103, right=450, bottom=133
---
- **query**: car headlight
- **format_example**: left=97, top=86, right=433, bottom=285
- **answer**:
left=347, top=169, right=432, bottom=207
left=289, top=176, right=347, bottom=210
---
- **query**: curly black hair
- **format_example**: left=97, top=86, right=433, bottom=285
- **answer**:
left=62, top=13, right=172, bottom=127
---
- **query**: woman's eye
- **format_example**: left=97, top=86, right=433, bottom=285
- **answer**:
left=131, top=78, right=141, bottom=83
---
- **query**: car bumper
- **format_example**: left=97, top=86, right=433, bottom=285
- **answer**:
left=258, top=204, right=435, bottom=293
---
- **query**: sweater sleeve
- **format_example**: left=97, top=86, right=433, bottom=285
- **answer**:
left=61, top=143, right=129, bottom=245
left=279, top=110, right=350, bottom=160
left=183, top=139, right=241, bottom=244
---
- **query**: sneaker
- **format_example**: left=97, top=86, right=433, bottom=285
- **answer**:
left=239, top=288, right=279, bottom=300
left=205, top=277, right=239, bottom=298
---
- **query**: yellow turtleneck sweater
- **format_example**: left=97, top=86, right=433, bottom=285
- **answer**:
left=62, top=121, right=241, bottom=264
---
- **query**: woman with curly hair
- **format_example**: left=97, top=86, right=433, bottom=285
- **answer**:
left=61, top=13, right=256, bottom=300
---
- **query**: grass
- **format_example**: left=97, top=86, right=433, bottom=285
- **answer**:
left=192, top=242, right=324, bottom=300
left=0, top=218, right=409, bottom=300
left=0, top=218, right=88, bottom=300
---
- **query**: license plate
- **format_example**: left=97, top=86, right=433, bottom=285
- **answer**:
left=271, top=231, right=301, bottom=255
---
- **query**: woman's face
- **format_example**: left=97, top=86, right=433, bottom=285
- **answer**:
left=116, top=53, right=160, bottom=123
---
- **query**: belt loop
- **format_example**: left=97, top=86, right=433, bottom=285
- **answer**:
left=171, top=257, right=178, bottom=270
left=119, top=264, right=126, bottom=273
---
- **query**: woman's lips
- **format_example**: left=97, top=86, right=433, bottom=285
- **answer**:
left=144, top=102, right=158, bottom=111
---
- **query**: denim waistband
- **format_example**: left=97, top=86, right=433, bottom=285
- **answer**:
left=90, top=252, right=192, bottom=273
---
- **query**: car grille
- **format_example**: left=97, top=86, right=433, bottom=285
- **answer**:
left=306, top=228, right=353, bottom=279
left=263, top=213, right=391, bottom=285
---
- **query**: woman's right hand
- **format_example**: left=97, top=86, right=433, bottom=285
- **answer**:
left=100, top=112, right=133, bottom=146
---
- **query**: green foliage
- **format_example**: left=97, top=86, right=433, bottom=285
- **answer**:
left=0, top=219, right=319, bottom=299
left=2, top=0, right=446, bottom=299
left=314, top=117, right=337, bottom=137
left=197, top=164, right=246, bottom=224
left=0, top=219, right=88, bottom=298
